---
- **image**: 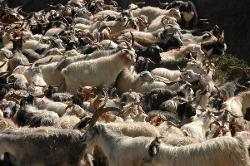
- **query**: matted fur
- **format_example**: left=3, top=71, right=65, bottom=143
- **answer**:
left=61, top=49, right=135, bottom=93
left=146, top=136, right=250, bottom=166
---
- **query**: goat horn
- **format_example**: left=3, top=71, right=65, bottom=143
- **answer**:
left=65, top=102, right=75, bottom=112
left=124, top=19, right=131, bottom=28
left=161, top=16, right=167, bottom=29
left=226, top=110, right=243, bottom=118
left=3, top=53, right=14, bottom=59
left=209, top=121, right=221, bottom=130
left=0, top=71, right=10, bottom=78
left=0, top=61, right=7, bottom=68
left=87, top=89, right=109, bottom=128
left=167, top=121, right=181, bottom=128
left=130, top=32, right=134, bottom=47
left=119, top=40, right=132, bottom=49
left=92, top=43, right=104, bottom=50
left=209, top=109, right=224, bottom=116
left=146, top=58, right=156, bottom=65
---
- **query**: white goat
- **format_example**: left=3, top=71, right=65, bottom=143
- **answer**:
left=61, top=49, right=136, bottom=93
left=116, top=67, right=154, bottom=92
left=144, top=136, right=250, bottom=166
left=221, top=90, right=250, bottom=117
left=34, top=97, right=68, bottom=117
left=148, top=15, right=180, bottom=32
left=181, top=110, right=215, bottom=141
left=131, top=7, right=181, bottom=23
left=160, top=44, right=204, bottom=61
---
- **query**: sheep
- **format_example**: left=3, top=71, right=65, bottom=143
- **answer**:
left=61, top=48, right=136, bottom=93
left=144, top=136, right=250, bottom=166
left=0, top=127, right=86, bottom=166
left=115, top=67, right=154, bottom=92
left=221, top=90, right=250, bottom=117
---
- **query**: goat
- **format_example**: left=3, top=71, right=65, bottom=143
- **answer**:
left=7, top=73, right=28, bottom=90
left=160, top=97, right=196, bottom=122
left=143, top=88, right=179, bottom=112
left=38, top=62, right=65, bottom=90
left=151, top=68, right=182, bottom=81
left=131, top=7, right=181, bottom=23
left=34, top=97, right=68, bottom=117
left=144, top=136, right=250, bottom=166
left=181, top=110, right=216, bottom=141
left=115, top=67, right=154, bottom=92
left=61, top=49, right=136, bottom=93
left=147, top=15, right=180, bottom=32
left=82, top=123, right=196, bottom=166
left=160, top=44, right=204, bottom=61
left=0, top=117, right=17, bottom=131
left=0, top=127, right=86, bottom=166
left=221, top=90, right=250, bottom=117
left=22, top=66, right=47, bottom=87
left=15, top=98, right=60, bottom=127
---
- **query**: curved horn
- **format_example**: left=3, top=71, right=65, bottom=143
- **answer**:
left=92, top=43, right=104, bottom=50
left=0, top=61, right=7, bottom=68
left=161, top=16, right=167, bottom=29
left=130, top=32, right=134, bottom=47
left=209, top=121, right=221, bottom=130
left=87, top=89, right=109, bottom=128
left=167, top=121, right=181, bottom=128
left=0, top=71, right=11, bottom=78
left=209, top=109, right=224, bottom=116
left=3, top=53, right=14, bottom=59
left=226, top=110, right=243, bottom=118
left=119, top=40, right=132, bottom=49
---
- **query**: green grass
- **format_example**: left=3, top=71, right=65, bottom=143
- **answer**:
left=212, top=54, right=249, bottom=84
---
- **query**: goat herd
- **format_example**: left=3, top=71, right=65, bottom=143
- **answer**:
left=0, top=0, right=250, bottom=165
